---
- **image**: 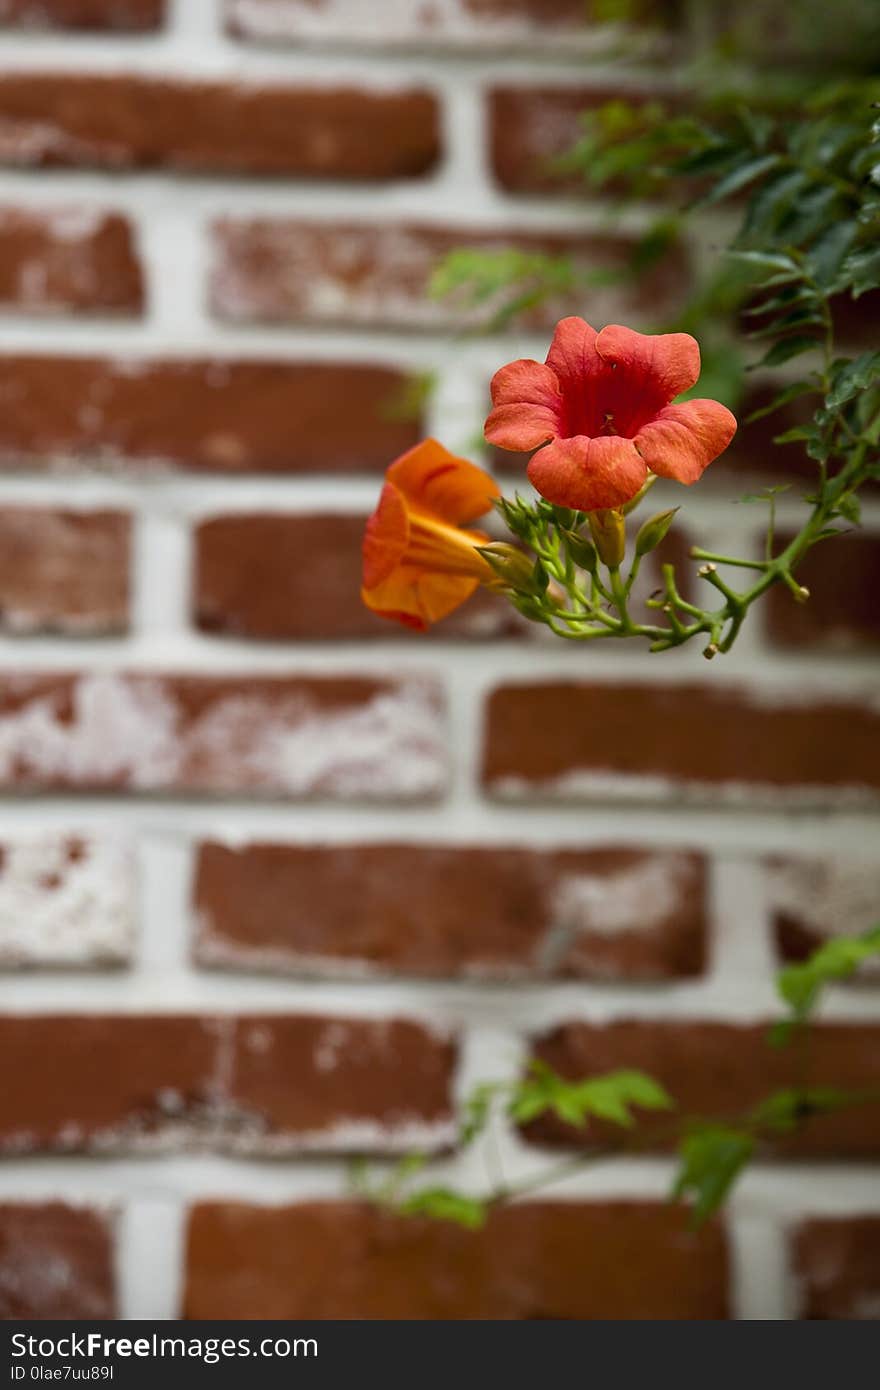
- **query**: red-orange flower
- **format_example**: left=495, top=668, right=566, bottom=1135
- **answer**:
left=362, top=439, right=501, bottom=630
left=484, top=316, right=737, bottom=511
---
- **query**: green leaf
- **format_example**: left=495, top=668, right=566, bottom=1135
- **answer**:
left=727, top=249, right=801, bottom=276
left=750, top=1086, right=866, bottom=1135
left=745, top=381, right=817, bottom=422
left=672, top=1127, right=754, bottom=1226
left=401, top=1188, right=488, bottom=1230
left=509, top=1062, right=673, bottom=1131
left=755, top=335, right=822, bottom=368
left=825, top=350, right=880, bottom=408
left=776, top=924, right=880, bottom=1023
left=836, top=493, right=862, bottom=524
left=692, top=154, right=781, bottom=209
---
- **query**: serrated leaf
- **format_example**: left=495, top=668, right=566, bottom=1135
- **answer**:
left=692, top=154, right=781, bottom=210
left=401, top=1188, right=488, bottom=1230
left=672, top=1127, right=754, bottom=1226
left=836, top=493, right=862, bottom=524
left=509, top=1063, right=673, bottom=1131
left=727, top=249, right=801, bottom=275
left=745, top=381, right=816, bottom=423
left=755, top=335, right=821, bottom=368
left=776, top=925, right=880, bottom=1023
left=825, top=350, right=880, bottom=408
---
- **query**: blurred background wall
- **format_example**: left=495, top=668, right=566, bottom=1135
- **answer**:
left=0, top=0, right=877, bottom=1321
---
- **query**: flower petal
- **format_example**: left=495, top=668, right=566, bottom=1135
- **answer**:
left=362, top=481, right=409, bottom=589
left=362, top=566, right=480, bottom=631
left=596, top=324, right=701, bottom=402
left=634, top=398, right=738, bottom=484
left=387, top=438, right=499, bottom=525
left=545, top=316, right=602, bottom=391
left=485, top=359, right=562, bottom=451
left=527, top=434, right=647, bottom=512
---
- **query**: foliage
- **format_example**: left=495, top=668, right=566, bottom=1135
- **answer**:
left=435, top=76, right=880, bottom=656
left=353, top=929, right=880, bottom=1230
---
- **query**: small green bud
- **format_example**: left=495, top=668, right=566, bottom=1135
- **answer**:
left=588, top=507, right=626, bottom=569
left=477, top=543, right=538, bottom=592
left=562, top=531, right=598, bottom=573
left=552, top=506, right=576, bottom=530
left=635, top=508, right=679, bottom=557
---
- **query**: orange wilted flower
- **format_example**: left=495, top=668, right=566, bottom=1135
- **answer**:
left=362, top=439, right=501, bottom=630
left=484, top=316, right=737, bottom=512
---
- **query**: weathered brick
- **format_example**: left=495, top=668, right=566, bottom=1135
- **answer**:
left=210, top=219, right=689, bottom=331
left=765, top=532, right=880, bottom=652
left=225, top=0, right=676, bottom=48
left=0, top=0, right=163, bottom=27
left=490, top=84, right=667, bottom=194
left=767, top=856, right=880, bottom=973
left=0, top=1203, right=116, bottom=1319
left=194, top=841, right=707, bottom=981
left=0, top=356, right=421, bottom=474
left=0, top=75, right=440, bottom=180
left=194, top=513, right=521, bottom=641
left=0, top=508, right=129, bottom=633
left=0, top=672, right=446, bottom=800
left=0, top=207, right=143, bottom=315
left=228, top=1016, right=456, bottom=1152
left=482, top=680, right=880, bottom=806
left=0, top=833, right=134, bottom=967
left=0, top=1015, right=220, bottom=1153
left=0, top=1015, right=456, bottom=1155
left=525, top=1021, right=880, bottom=1157
left=793, top=1217, right=880, bottom=1320
left=184, top=1199, right=728, bottom=1320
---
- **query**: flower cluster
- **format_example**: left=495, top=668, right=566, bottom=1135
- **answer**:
left=361, top=316, right=737, bottom=635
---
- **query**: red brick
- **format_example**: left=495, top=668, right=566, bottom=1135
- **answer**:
left=793, top=1217, right=880, bottom=1319
left=481, top=680, right=880, bottom=806
left=0, top=0, right=163, bottom=27
left=194, top=841, right=707, bottom=981
left=0, top=75, right=440, bottom=180
left=210, top=219, right=689, bottom=331
left=193, top=513, right=521, bottom=641
left=0, top=508, right=129, bottom=634
left=0, top=672, right=446, bottom=799
left=0, top=833, right=134, bottom=967
left=0, top=1015, right=220, bottom=1152
left=0, top=1203, right=115, bottom=1318
left=0, top=1015, right=455, bottom=1155
left=0, top=356, right=420, bottom=474
left=184, top=1199, right=728, bottom=1320
left=767, top=856, right=880, bottom=974
left=0, top=207, right=143, bottom=315
left=225, top=0, right=675, bottom=47
left=525, top=1021, right=880, bottom=1158
left=490, top=84, right=670, bottom=194
left=765, top=532, right=880, bottom=652
left=228, top=1016, right=456, bottom=1151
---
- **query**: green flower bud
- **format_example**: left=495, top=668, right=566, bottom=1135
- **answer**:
left=635, top=508, right=679, bottom=557
left=588, top=507, right=626, bottom=569
left=478, top=543, right=539, bottom=592
left=563, top=531, right=599, bottom=573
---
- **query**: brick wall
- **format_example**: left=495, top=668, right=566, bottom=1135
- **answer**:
left=0, top=0, right=878, bottom=1322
